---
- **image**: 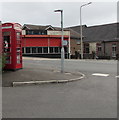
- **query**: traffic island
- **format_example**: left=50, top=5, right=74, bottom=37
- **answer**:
left=2, top=67, right=85, bottom=87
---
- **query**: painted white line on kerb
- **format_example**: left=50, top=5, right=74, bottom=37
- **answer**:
left=92, top=73, right=109, bottom=77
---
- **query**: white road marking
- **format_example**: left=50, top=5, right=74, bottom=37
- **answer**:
left=92, top=73, right=109, bottom=77
left=115, top=75, right=119, bottom=78
left=23, top=57, right=60, bottom=61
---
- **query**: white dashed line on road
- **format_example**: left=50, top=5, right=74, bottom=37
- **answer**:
left=92, top=73, right=109, bottom=77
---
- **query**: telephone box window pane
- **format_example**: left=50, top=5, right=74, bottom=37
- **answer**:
left=38, top=47, right=42, bottom=53
left=17, top=55, right=20, bottom=59
left=17, top=60, right=20, bottom=64
left=4, top=48, right=11, bottom=52
left=4, top=36, right=10, bottom=47
left=17, top=52, right=20, bottom=55
left=17, top=48, right=21, bottom=52
left=43, top=47, right=48, bottom=53
left=17, top=44, right=21, bottom=47
left=26, top=47, right=31, bottom=53
left=17, top=41, right=21, bottom=44
left=3, top=32, right=10, bottom=36
left=6, top=48, right=11, bottom=52
left=17, top=55, right=21, bottom=64
left=6, top=56, right=11, bottom=64
left=17, top=32, right=20, bottom=40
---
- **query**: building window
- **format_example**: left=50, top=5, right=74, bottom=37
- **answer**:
left=32, top=47, right=37, bottom=53
left=43, top=47, right=48, bottom=53
left=31, top=31, right=34, bottom=35
left=98, top=46, right=102, bottom=51
left=84, top=44, right=89, bottom=53
left=26, top=30, right=47, bottom=35
left=64, top=47, right=68, bottom=53
left=85, top=48, right=89, bottom=53
left=26, top=30, right=34, bottom=35
left=26, top=47, right=31, bottom=53
left=38, top=47, right=42, bottom=53
left=54, top=47, right=59, bottom=53
left=112, top=44, right=116, bottom=57
left=76, top=40, right=80, bottom=45
left=60, top=47, right=62, bottom=52
left=50, top=47, right=54, bottom=53
left=34, top=31, right=39, bottom=35
left=41, top=32, right=45, bottom=35
left=112, top=44, right=116, bottom=51
left=49, top=47, right=61, bottom=53
left=42, top=31, right=47, bottom=35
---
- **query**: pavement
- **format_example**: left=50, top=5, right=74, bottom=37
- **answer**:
left=2, top=62, right=84, bottom=87
left=23, top=56, right=117, bottom=62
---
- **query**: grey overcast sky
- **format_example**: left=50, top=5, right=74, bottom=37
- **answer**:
left=0, top=0, right=118, bottom=27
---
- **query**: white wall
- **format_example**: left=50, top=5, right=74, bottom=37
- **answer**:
left=47, top=30, right=70, bottom=36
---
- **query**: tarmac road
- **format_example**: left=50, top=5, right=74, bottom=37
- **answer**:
left=2, top=58, right=117, bottom=118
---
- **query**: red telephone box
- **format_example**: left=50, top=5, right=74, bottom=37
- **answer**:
left=2, top=23, right=22, bottom=70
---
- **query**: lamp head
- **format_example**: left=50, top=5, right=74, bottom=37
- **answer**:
left=54, top=9, right=63, bottom=12
left=88, top=2, right=92, bottom=5
left=81, top=2, right=92, bottom=7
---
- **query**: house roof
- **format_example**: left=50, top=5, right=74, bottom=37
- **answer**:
left=22, top=24, right=54, bottom=31
left=22, top=24, right=81, bottom=39
left=67, top=25, right=87, bottom=33
left=68, top=23, right=119, bottom=42
left=65, top=28, right=80, bottom=39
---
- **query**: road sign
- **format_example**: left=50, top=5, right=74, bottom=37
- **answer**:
left=63, top=40, right=68, bottom=46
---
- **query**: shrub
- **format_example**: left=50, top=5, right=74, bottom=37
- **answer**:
left=0, top=53, right=6, bottom=70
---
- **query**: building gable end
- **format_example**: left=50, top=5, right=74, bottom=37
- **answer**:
left=45, top=25, right=54, bottom=30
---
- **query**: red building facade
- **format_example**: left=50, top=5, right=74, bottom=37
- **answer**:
left=22, top=35, right=69, bottom=58
left=22, top=24, right=70, bottom=58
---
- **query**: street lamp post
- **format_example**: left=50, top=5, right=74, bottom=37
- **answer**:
left=54, top=9, right=64, bottom=73
left=80, top=2, right=92, bottom=59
